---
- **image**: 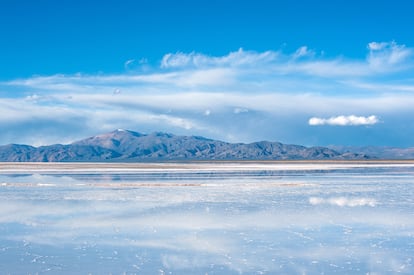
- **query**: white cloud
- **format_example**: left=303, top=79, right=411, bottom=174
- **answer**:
left=175, top=68, right=235, bottom=87
left=124, top=59, right=135, bottom=69
left=159, top=41, right=413, bottom=78
left=292, top=46, right=315, bottom=59
left=367, top=41, right=412, bottom=69
left=287, top=60, right=369, bottom=77
left=308, top=115, right=379, bottom=126
left=150, top=114, right=196, bottom=130
left=368, top=42, right=388, bottom=51
left=25, top=94, right=41, bottom=101
left=160, top=48, right=278, bottom=69
left=2, top=41, right=414, bottom=146
left=124, top=58, right=149, bottom=71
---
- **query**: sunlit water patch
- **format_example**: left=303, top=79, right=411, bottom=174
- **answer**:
left=0, top=162, right=413, bottom=274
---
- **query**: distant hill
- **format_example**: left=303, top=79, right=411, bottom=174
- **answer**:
left=329, top=145, right=414, bottom=160
left=0, top=129, right=371, bottom=162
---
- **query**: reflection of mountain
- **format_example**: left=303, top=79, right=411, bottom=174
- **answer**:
left=0, top=129, right=370, bottom=161
left=45, top=170, right=293, bottom=183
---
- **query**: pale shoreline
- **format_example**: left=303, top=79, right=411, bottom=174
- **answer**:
left=1, top=160, right=414, bottom=174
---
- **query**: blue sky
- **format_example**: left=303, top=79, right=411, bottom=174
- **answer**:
left=1, top=0, right=414, bottom=147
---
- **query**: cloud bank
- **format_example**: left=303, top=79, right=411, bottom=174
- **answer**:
left=1, top=41, right=414, bottom=146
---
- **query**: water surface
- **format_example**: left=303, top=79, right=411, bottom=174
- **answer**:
left=0, top=162, right=413, bottom=274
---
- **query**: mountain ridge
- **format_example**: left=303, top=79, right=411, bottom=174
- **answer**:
left=0, top=129, right=372, bottom=162
left=329, top=145, right=414, bottom=160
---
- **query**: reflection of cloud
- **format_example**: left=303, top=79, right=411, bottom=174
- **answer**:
left=0, top=194, right=411, bottom=273
left=162, top=254, right=211, bottom=270
left=309, top=197, right=377, bottom=207
left=1, top=164, right=414, bottom=273
left=233, top=107, right=248, bottom=114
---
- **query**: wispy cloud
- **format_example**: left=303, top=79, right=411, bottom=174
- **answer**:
left=308, top=115, right=379, bottom=126
left=159, top=41, right=412, bottom=77
left=367, top=41, right=413, bottom=70
left=160, top=48, right=278, bottom=69
left=124, top=59, right=135, bottom=69
left=1, top=41, right=414, bottom=146
left=292, top=46, right=315, bottom=59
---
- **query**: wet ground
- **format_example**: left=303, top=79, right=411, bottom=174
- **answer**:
left=0, top=162, right=413, bottom=274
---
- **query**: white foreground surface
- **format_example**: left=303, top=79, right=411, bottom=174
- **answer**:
left=0, top=161, right=413, bottom=274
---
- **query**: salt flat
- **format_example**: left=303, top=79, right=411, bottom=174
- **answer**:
left=2, top=160, right=414, bottom=174
left=0, top=161, right=413, bottom=274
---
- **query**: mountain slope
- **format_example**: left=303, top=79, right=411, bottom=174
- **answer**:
left=329, top=145, right=414, bottom=160
left=0, top=129, right=370, bottom=161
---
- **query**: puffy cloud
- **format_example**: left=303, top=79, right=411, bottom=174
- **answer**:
left=308, top=115, right=379, bottom=126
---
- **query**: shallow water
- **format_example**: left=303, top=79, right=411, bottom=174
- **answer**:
left=0, top=162, right=413, bottom=274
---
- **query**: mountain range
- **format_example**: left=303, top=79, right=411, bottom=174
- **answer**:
left=329, top=145, right=414, bottom=160
left=0, top=129, right=378, bottom=162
